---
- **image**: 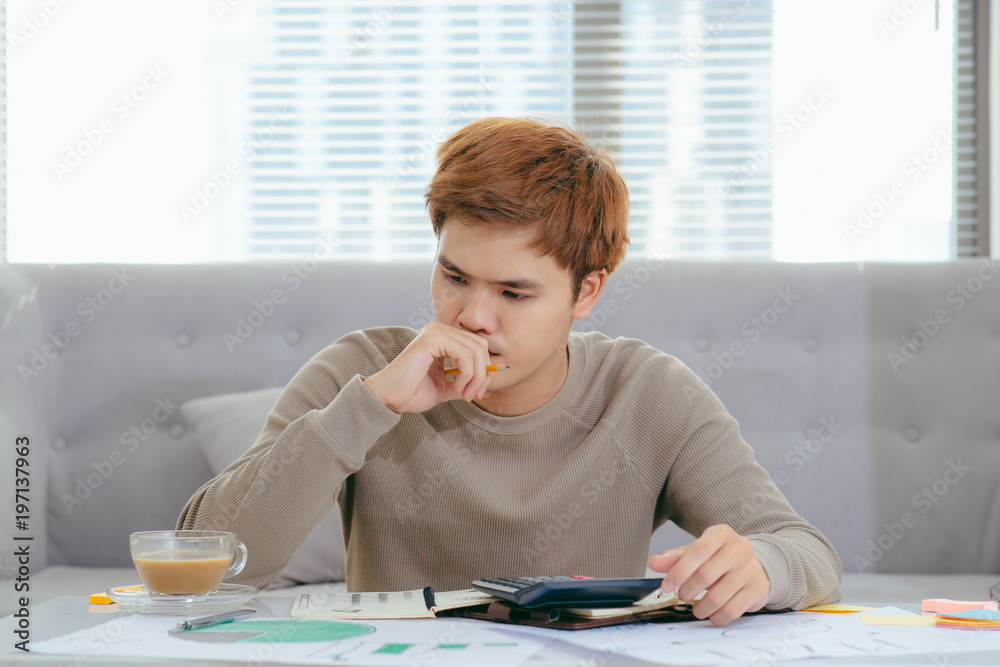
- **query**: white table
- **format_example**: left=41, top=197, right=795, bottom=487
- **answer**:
left=4, top=594, right=1000, bottom=666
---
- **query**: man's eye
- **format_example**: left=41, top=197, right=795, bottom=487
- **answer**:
left=446, top=273, right=465, bottom=284
left=503, top=291, right=528, bottom=300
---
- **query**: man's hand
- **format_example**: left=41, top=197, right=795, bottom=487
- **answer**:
left=363, top=321, right=495, bottom=414
left=648, top=524, right=770, bottom=626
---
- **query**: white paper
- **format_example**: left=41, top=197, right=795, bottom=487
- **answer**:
left=496, top=607, right=1000, bottom=666
left=26, top=606, right=1000, bottom=666
left=290, top=588, right=497, bottom=619
left=858, top=605, right=918, bottom=616
left=26, top=615, right=550, bottom=666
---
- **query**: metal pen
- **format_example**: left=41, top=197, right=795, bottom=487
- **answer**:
left=174, top=608, right=256, bottom=631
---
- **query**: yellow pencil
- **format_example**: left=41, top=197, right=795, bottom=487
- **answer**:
left=444, top=364, right=510, bottom=375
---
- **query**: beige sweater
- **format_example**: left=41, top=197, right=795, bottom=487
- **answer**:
left=177, top=327, right=842, bottom=609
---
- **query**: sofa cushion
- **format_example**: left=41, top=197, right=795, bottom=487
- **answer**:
left=180, top=387, right=346, bottom=588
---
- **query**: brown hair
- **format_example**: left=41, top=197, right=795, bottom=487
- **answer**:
left=425, top=116, right=630, bottom=300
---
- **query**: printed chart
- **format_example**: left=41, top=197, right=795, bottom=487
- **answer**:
left=24, top=606, right=1000, bottom=666
left=26, top=615, right=550, bottom=666
left=501, top=607, right=1000, bottom=665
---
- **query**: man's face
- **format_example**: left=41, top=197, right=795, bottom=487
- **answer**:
left=431, top=220, right=593, bottom=415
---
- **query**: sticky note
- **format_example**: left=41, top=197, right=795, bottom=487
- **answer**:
left=90, top=585, right=141, bottom=604
left=804, top=604, right=875, bottom=613
left=861, top=615, right=935, bottom=626
left=938, top=609, right=1000, bottom=621
left=921, top=598, right=999, bottom=614
left=935, top=617, right=1000, bottom=630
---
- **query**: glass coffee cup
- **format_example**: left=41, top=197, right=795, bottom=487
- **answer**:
left=129, top=530, right=248, bottom=596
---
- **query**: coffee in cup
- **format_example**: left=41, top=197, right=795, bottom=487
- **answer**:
left=129, top=530, right=248, bottom=596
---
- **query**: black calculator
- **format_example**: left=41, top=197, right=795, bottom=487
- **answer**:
left=471, top=576, right=664, bottom=609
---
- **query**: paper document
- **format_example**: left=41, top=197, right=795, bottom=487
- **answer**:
left=496, top=605, right=1000, bottom=665
left=28, top=615, right=551, bottom=666
left=561, top=590, right=683, bottom=618
left=291, top=588, right=497, bottom=619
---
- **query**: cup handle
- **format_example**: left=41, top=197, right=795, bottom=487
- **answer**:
left=224, top=540, right=248, bottom=579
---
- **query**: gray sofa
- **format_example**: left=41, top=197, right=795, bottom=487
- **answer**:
left=2, top=259, right=999, bottom=618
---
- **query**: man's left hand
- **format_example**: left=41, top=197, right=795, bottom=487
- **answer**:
left=648, top=524, right=770, bottom=626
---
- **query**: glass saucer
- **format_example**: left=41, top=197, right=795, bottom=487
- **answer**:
left=106, top=583, right=258, bottom=615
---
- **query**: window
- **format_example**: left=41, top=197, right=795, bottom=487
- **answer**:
left=2, top=0, right=987, bottom=264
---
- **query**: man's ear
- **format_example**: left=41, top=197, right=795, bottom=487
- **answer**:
left=571, top=269, right=608, bottom=320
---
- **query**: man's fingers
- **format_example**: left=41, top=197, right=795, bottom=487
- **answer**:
left=648, top=547, right=685, bottom=584
left=707, top=582, right=765, bottom=627
left=661, top=533, right=727, bottom=600
left=690, top=569, right=745, bottom=622
left=453, top=330, right=491, bottom=401
left=475, top=372, right=494, bottom=400
left=428, top=324, right=490, bottom=400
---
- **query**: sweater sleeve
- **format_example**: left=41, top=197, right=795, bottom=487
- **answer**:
left=176, top=330, right=404, bottom=591
left=626, top=354, right=842, bottom=610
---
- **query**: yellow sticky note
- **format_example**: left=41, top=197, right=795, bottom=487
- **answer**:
left=804, top=604, right=876, bottom=613
left=861, top=615, right=935, bottom=626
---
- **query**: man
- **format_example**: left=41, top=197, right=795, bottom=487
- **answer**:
left=178, top=116, right=841, bottom=626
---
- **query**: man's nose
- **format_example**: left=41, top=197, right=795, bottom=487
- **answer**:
left=456, top=288, right=496, bottom=335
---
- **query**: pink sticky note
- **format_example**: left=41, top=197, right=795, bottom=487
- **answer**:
left=921, top=598, right=1000, bottom=614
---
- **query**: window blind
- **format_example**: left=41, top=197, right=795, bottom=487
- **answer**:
left=232, top=1, right=573, bottom=260
left=953, top=0, right=990, bottom=257
left=0, top=5, right=6, bottom=263
left=235, top=0, right=775, bottom=261
left=2, top=0, right=986, bottom=263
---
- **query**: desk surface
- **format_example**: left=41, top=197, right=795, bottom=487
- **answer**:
left=3, top=596, right=1000, bottom=667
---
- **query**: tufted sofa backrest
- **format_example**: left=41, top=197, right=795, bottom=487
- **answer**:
left=1, top=260, right=998, bottom=576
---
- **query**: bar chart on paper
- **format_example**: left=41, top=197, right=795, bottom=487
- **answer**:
left=174, top=620, right=530, bottom=662
left=28, top=616, right=551, bottom=666
left=172, top=619, right=376, bottom=643
left=328, top=638, right=526, bottom=663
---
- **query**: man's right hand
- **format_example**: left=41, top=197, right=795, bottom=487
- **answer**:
left=362, top=321, right=495, bottom=414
